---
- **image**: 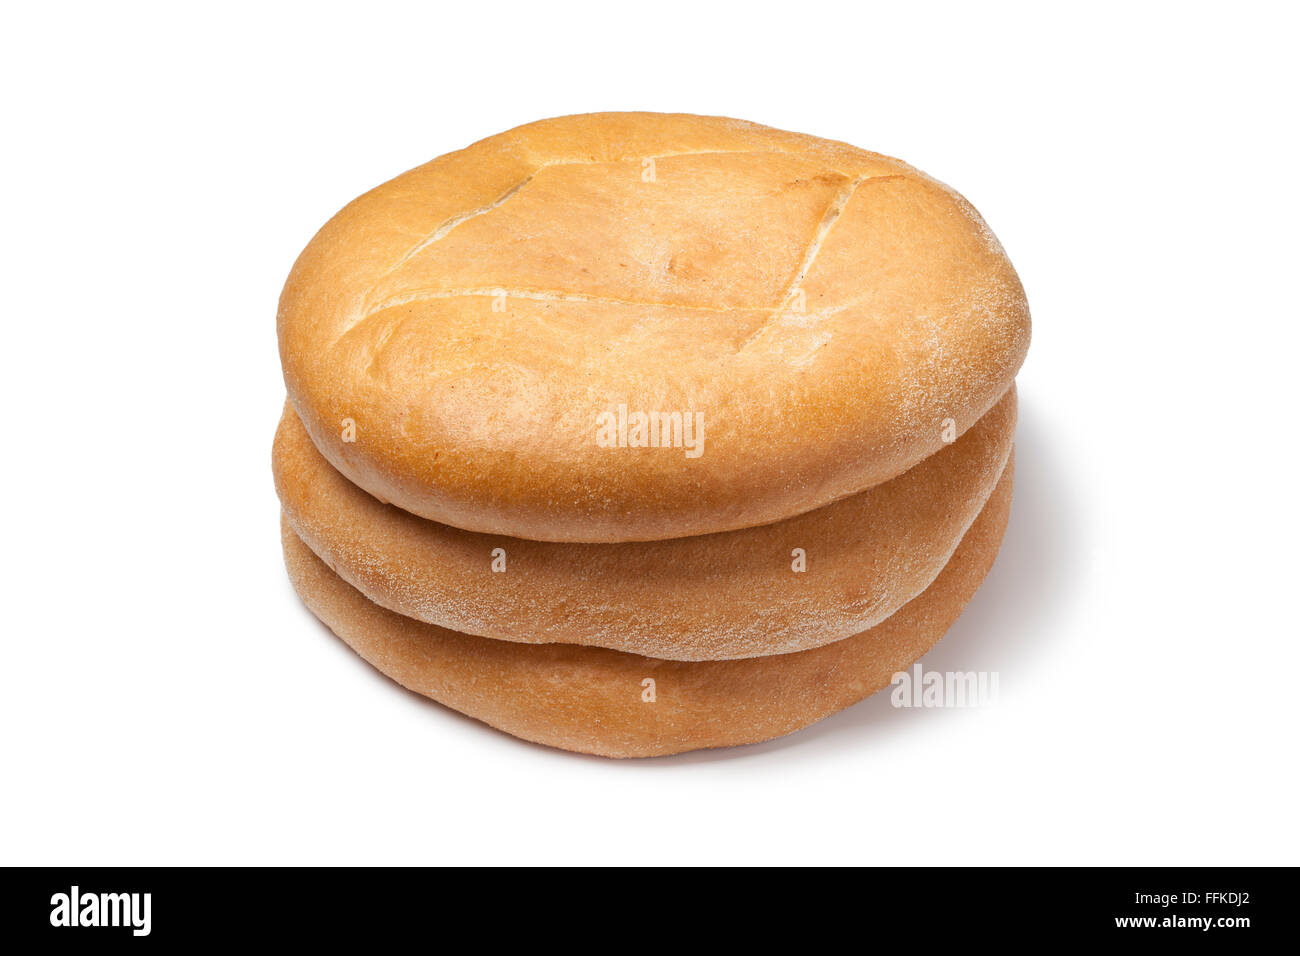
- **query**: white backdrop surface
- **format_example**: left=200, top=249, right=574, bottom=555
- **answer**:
left=2, top=2, right=1295, bottom=865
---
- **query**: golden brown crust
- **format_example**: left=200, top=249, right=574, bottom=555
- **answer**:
left=278, top=112, right=1030, bottom=542
left=274, top=388, right=1015, bottom=660
left=280, top=455, right=1013, bottom=758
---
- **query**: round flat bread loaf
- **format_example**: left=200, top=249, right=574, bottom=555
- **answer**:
left=278, top=112, right=1030, bottom=542
left=274, top=387, right=1015, bottom=660
left=280, top=456, right=1012, bottom=757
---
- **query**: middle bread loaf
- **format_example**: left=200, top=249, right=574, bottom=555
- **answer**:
left=273, top=387, right=1015, bottom=661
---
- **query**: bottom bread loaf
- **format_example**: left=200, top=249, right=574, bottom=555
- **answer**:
left=282, top=455, right=1013, bottom=758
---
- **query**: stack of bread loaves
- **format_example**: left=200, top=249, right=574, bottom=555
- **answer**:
left=273, top=113, right=1030, bottom=757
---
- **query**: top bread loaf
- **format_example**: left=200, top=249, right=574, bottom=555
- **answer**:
left=278, top=113, right=1030, bottom=542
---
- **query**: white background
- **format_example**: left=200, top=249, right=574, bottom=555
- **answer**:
left=3, top=2, right=1296, bottom=865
